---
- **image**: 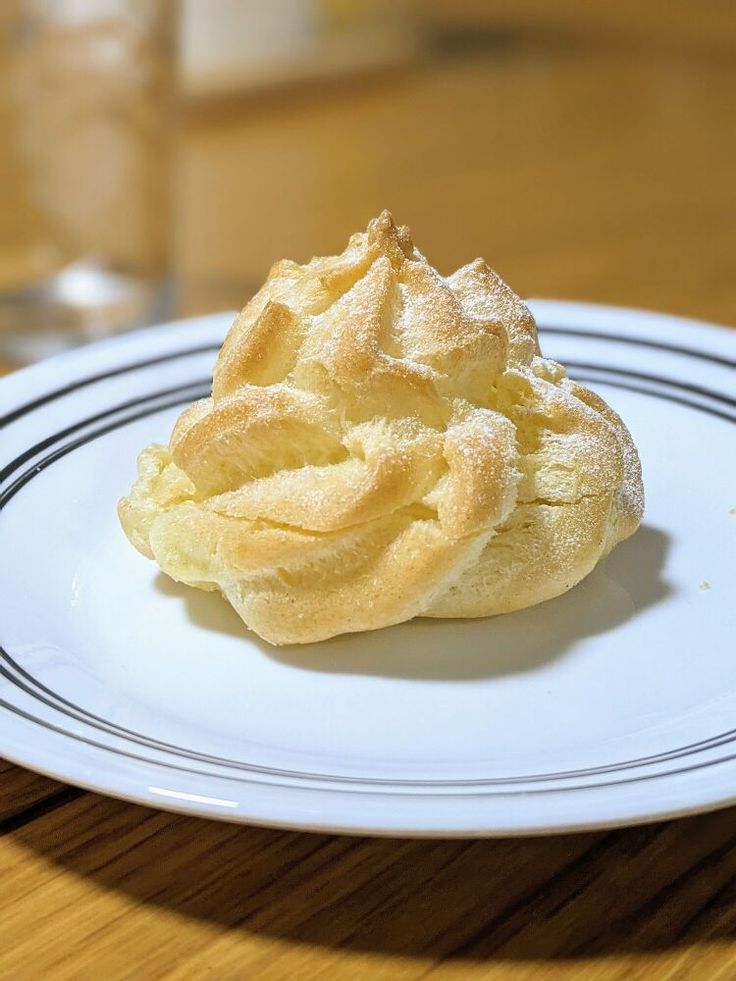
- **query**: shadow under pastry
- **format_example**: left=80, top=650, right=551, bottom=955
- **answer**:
left=155, top=523, right=672, bottom=682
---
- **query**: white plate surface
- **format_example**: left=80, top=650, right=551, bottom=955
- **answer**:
left=1, top=300, right=734, bottom=836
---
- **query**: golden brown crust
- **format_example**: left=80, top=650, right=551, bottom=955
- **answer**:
left=118, top=211, right=644, bottom=644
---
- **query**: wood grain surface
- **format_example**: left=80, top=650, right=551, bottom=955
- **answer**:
left=1, top=16, right=735, bottom=980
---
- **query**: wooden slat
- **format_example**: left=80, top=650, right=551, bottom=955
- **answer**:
left=1, top=793, right=736, bottom=979
left=0, top=760, right=69, bottom=823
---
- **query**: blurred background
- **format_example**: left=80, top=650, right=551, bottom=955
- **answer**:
left=1, top=0, right=735, bottom=370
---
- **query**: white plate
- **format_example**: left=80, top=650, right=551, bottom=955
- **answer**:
left=1, top=301, right=734, bottom=836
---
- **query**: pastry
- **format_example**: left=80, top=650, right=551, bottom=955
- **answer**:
left=119, top=212, right=644, bottom=645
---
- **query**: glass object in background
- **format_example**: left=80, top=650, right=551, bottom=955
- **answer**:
left=0, top=0, right=177, bottom=366
left=180, top=0, right=415, bottom=98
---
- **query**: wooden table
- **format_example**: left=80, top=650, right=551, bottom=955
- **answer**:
left=2, top=26, right=736, bottom=980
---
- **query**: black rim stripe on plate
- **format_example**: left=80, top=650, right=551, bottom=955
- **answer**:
left=564, top=361, right=736, bottom=410
left=570, top=374, right=736, bottom=425
left=0, top=343, right=220, bottom=429
left=0, top=336, right=734, bottom=792
left=0, top=390, right=209, bottom=511
left=6, top=621, right=736, bottom=788
left=0, top=381, right=210, bottom=486
left=7, top=691, right=736, bottom=799
left=541, top=325, right=736, bottom=369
